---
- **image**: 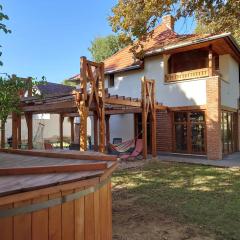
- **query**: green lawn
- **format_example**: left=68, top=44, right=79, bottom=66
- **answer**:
left=112, top=161, right=240, bottom=240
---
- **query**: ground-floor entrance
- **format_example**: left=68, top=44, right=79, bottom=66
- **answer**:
left=173, top=111, right=206, bottom=155
left=221, top=110, right=238, bottom=155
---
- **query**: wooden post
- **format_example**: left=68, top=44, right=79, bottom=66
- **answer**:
left=208, top=45, right=213, bottom=77
left=27, top=77, right=33, bottom=97
left=25, top=112, right=33, bottom=150
left=141, top=77, right=147, bottom=159
left=70, top=117, right=74, bottom=143
left=12, top=112, right=18, bottom=149
left=98, top=62, right=106, bottom=153
left=59, top=114, right=64, bottom=149
left=151, top=81, right=157, bottom=158
left=93, top=112, right=98, bottom=151
left=105, top=115, right=110, bottom=145
left=17, top=114, right=22, bottom=148
left=79, top=57, right=88, bottom=151
left=1, top=121, right=5, bottom=148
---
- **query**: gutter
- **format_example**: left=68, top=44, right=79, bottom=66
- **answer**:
left=105, top=63, right=143, bottom=75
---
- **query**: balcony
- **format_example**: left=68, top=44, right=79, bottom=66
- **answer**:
left=165, top=68, right=210, bottom=82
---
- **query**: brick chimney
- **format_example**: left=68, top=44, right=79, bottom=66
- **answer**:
left=162, top=15, right=175, bottom=31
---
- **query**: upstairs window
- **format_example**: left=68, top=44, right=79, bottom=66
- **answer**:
left=108, top=74, right=115, bottom=88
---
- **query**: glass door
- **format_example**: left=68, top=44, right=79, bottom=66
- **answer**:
left=174, top=112, right=188, bottom=153
left=174, top=111, right=206, bottom=154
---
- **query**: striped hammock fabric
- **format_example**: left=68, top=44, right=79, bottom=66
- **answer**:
left=109, top=139, right=135, bottom=153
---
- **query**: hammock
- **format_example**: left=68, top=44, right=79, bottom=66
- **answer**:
left=109, top=139, right=135, bottom=153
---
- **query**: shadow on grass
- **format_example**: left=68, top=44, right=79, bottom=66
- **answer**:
left=112, top=162, right=240, bottom=240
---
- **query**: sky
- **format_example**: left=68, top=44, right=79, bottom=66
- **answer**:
left=0, top=1, right=196, bottom=83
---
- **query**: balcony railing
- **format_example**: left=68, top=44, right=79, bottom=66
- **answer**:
left=165, top=68, right=209, bottom=82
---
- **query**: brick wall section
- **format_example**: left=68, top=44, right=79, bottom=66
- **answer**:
left=206, top=76, right=222, bottom=160
left=156, top=110, right=173, bottom=152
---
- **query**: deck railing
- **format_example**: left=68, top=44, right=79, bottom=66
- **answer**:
left=165, top=68, right=210, bottom=82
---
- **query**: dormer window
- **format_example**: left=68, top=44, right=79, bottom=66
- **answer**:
left=108, top=74, right=115, bottom=88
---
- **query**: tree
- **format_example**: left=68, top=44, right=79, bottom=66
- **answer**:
left=109, top=0, right=240, bottom=55
left=0, top=76, right=45, bottom=137
left=62, top=79, right=77, bottom=87
left=195, top=2, right=240, bottom=44
left=88, top=35, right=127, bottom=62
left=0, top=4, right=11, bottom=65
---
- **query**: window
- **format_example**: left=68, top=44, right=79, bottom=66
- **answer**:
left=108, top=74, right=115, bottom=88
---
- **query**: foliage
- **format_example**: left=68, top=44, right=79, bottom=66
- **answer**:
left=195, top=0, right=240, bottom=44
left=109, top=0, right=240, bottom=56
left=0, top=76, right=46, bottom=125
left=88, top=35, right=127, bottom=62
left=0, top=4, right=11, bottom=65
left=62, top=78, right=77, bottom=87
left=113, top=162, right=240, bottom=240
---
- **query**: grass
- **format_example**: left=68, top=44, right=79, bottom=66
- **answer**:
left=112, top=161, right=240, bottom=240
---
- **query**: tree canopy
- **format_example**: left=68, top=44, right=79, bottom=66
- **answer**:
left=0, top=76, right=45, bottom=125
left=88, top=35, right=127, bottom=62
left=195, top=1, right=240, bottom=44
left=0, top=4, right=11, bottom=65
left=109, top=0, right=240, bottom=54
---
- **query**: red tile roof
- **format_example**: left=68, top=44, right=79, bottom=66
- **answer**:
left=69, top=21, right=212, bottom=80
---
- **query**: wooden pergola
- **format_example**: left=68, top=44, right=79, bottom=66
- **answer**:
left=2, top=57, right=167, bottom=159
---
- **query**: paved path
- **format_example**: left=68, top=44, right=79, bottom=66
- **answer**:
left=157, top=152, right=240, bottom=168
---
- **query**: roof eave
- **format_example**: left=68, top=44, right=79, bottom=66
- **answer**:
left=144, top=32, right=233, bottom=57
left=104, top=64, right=142, bottom=75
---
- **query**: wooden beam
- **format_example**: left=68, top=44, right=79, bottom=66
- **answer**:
left=59, top=114, right=64, bottom=149
left=105, top=97, right=141, bottom=107
left=0, top=121, right=5, bottom=149
left=106, top=108, right=141, bottom=115
left=0, top=162, right=108, bottom=176
left=93, top=112, right=98, bottom=151
left=21, top=100, right=76, bottom=112
left=105, top=115, right=110, bottom=145
left=25, top=112, right=33, bottom=150
left=12, top=112, right=18, bottom=149
left=0, top=148, right=117, bottom=161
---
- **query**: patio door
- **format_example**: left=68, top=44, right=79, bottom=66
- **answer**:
left=221, top=111, right=237, bottom=154
left=173, top=111, right=206, bottom=154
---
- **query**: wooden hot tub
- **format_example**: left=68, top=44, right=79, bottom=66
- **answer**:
left=0, top=149, right=117, bottom=240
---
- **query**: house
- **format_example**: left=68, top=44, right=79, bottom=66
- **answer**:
left=4, top=82, right=75, bottom=147
left=70, top=15, right=240, bottom=160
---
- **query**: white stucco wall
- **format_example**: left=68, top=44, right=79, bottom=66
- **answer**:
left=105, top=54, right=208, bottom=142
left=106, top=55, right=207, bottom=107
left=4, top=114, right=72, bottom=145
left=220, top=54, right=239, bottom=109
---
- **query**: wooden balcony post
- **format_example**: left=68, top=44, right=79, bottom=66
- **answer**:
left=1, top=121, right=5, bottom=148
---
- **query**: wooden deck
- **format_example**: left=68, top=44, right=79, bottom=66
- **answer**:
left=0, top=150, right=117, bottom=197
